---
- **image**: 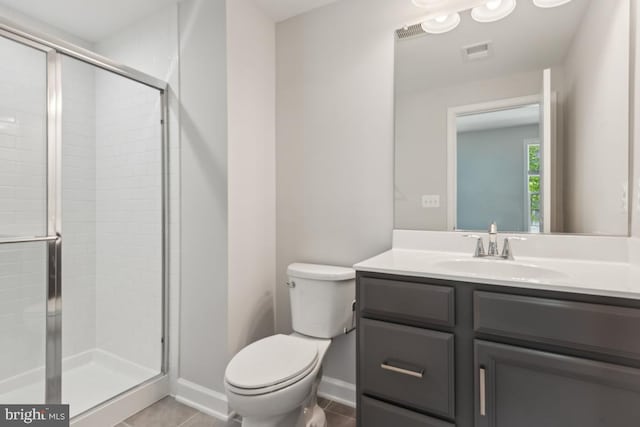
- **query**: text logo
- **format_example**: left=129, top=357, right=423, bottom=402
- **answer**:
left=0, top=405, right=69, bottom=427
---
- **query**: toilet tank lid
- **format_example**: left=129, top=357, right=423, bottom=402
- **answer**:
left=287, top=263, right=355, bottom=281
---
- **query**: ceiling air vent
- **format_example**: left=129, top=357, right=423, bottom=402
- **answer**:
left=396, top=24, right=426, bottom=40
left=462, top=41, right=493, bottom=61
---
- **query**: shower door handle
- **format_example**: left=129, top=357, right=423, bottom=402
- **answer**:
left=0, top=235, right=59, bottom=245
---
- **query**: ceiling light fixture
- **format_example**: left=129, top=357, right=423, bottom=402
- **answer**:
left=421, top=13, right=461, bottom=34
left=533, top=0, right=572, bottom=8
left=412, top=0, right=446, bottom=7
left=471, top=0, right=516, bottom=23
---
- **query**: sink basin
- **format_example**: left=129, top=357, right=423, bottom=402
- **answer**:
left=433, top=259, right=568, bottom=283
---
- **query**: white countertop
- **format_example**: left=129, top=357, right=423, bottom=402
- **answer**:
left=354, top=248, right=640, bottom=300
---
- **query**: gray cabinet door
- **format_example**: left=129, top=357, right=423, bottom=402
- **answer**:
left=475, top=340, right=640, bottom=427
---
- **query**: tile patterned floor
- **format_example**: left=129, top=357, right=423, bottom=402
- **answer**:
left=115, top=396, right=356, bottom=427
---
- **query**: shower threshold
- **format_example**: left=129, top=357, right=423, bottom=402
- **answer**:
left=0, top=349, right=158, bottom=418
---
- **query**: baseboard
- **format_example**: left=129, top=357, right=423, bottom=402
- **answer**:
left=318, top=376, right=356, bottom=408
left=174, top=378, right=230, bottom=421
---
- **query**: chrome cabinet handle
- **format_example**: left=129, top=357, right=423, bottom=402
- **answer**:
left=479, top=367, right=487, bottom=416
left=380, top=361, right=424, bottom=379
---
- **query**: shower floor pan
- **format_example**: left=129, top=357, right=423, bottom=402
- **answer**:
left=0, top=349, right=158, bottom=418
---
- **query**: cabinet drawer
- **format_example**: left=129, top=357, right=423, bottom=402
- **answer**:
left=474, top=291, right=640, bottom=360
left=361, top=396, right=455, bottom=427
left=359, top=318, right=455, bottom=418
left=360, top=277, right=455, bottom=327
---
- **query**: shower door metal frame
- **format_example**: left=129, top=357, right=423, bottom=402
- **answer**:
left=0, top=19, right=170, bottom=410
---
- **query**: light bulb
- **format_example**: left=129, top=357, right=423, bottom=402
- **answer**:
left=471, top=0, right=516, bottom=23
left=412, top=0, right=444, bottom=8
left=533, top=0, right=572, bottom=7
left=421, top=12, right=461, bottom=34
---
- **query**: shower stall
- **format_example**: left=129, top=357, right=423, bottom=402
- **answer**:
left=0, top=21, right=168, bottom=418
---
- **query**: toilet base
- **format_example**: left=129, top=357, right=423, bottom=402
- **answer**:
left=241, top=406, right=304, bottom=427
left=240, top=404, right=326, bottom=427
left=304, top=404, right=327, bottom=427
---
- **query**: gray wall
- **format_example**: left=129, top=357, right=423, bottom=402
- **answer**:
left=457, top=124, right=539, bottom=232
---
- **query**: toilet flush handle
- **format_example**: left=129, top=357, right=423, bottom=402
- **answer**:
left=344, top=300, right=357, bottom=335
left=285, top=280, right=296, bottom=288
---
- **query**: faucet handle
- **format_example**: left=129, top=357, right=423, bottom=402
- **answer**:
left=501, top=236, right=527, bottom=260
left=463, top=234, right=486, bottom=257
left=463, top=234, right=482, bottom=239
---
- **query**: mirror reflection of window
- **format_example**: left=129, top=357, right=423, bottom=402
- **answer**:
left=527, top=142, right=541, bottom=233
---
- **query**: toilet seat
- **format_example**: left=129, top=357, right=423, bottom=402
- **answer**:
left=225, top=334, right=319, bottom=396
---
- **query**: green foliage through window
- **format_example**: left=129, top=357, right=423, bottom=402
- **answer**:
left=528, top=144, right=540, bottom=174
left=527, top=143, right=541, bottom=230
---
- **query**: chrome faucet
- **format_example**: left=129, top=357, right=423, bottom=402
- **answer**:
left=464, top=222, right=526, bottom=260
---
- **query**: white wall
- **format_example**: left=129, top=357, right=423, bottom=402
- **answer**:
left=227, top=0, right=276, bottom=358
left=275, top=0, right=420, bottom=394
left=563, top=0, right=630, bottom=235
left=395, top=70, right=542, bottom=231
left=178, top=0, right=230, bottom=395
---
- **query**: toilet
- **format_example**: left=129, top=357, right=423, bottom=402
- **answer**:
left=224, top=263, right=356, bottom=427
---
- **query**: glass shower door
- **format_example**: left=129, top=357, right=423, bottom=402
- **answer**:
left=0, top=32, right=53, bottom=404
left=60, top=55, right=164, bottom=417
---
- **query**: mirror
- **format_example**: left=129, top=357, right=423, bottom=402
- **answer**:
left=394, top=0, right=630, bottom=235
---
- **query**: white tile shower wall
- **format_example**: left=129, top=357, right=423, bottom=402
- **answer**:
left=0, top=37, right=48, bottom=382
left=0, top=37, right=47, bottom=237
left=0, top=243, right=46, bottom=384
left=94, top=69, right=163, bottom=371
left=60, top=56, right=98, bottom=360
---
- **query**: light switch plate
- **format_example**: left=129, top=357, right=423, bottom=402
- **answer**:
left=422, top=195, right=440, bottom=208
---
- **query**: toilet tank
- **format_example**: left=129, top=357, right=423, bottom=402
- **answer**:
left=287, top=263, right=355, bottom=339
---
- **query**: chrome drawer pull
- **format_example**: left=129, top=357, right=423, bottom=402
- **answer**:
left=380, top=362, right=424, bottom=379
left=480, top=367, right=487, bottom=416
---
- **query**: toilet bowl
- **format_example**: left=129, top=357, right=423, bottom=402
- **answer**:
left=225, top=334, right=331, bottom=427
left=224, top=263, right=356, bottom=427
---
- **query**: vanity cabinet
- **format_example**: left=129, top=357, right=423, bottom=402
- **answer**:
left=356, top=272, right=640, bottom=427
